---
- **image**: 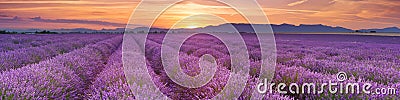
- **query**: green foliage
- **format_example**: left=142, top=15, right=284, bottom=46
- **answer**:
left=0, top=30, right=18, bottom=34
left=12, top=40, right=20, bottom=44
left=35, top=30, right=58, bottom=34
left=277, top=57, right=292, bottom=64
left=57, top=49, right=68, bottom=54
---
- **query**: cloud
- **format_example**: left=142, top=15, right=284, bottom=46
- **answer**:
left=0, top=2, right=134, bottom=9
left=0, top=16, right=20, bottom=21
left=288, top=0, right=309, bottom=6
left=0, top=16, right=145, bottom=30
left=0, top=14, right=10, bottom=17
left=30, top=16, right=125, bottom=27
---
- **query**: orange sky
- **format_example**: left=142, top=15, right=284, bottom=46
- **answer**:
left=0, top=0, right=399, bottom=30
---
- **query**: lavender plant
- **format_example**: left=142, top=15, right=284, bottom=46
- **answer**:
left=0, top=35, right=122, bottom=99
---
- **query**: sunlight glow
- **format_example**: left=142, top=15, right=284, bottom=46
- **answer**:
left=186, top=25, right=198, bottom=29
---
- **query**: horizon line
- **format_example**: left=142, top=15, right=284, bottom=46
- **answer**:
left=2, top=23, right=399, bottom=31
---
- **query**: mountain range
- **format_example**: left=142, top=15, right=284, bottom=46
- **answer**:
left=2, top=23, right=400, bottom=33
left=131, top=23, right=400, bottom=33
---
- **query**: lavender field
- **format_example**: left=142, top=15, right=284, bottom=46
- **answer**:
left=1, top=33, right=400, bottom=99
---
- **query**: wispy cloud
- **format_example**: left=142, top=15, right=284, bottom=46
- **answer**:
left=30, top=16, right=125, bottom=27
left=0, top=16, right=129, bottom=29
left=288, top=0, right=309, bottom=6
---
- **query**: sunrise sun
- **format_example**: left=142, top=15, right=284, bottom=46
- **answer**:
left=186, top=25, right=198, bottom=29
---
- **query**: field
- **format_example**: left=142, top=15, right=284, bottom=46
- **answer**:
left=0, top=33, right=399, bottom=99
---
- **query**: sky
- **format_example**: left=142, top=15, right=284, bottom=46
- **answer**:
left=0, top=0, right=399, bottom=30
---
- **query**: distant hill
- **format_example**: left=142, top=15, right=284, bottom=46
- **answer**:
left=358, top=27, right=400, bottom=33
left=271, top=24, right=353, bottom=33
left=2, top=23, right=399, bottom=33
left=132, top=23, right=354, bottom=33
left=52, top=28, right=125, bottom=33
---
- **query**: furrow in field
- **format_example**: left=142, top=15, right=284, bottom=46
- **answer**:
left=0, top=35, right=113, bottom=72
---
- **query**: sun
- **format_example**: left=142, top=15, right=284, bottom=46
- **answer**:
left=186, top=25, right=198, bottom=29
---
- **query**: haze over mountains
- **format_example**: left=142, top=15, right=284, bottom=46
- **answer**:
left=3, top=23, right=400, bottom=33
left=131, top=23, right=400, bottom=33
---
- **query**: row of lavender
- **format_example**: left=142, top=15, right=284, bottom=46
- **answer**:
left=94, top=33, right=399, bottom=99
left=85, top=45, right=135, bottom=99
left=274, top=34, right=400, bottom=99
left=0, top=34, right=115, bottom=72
left=1, top=33, right=399, bottom=99
left=139, top=33, right=292, bottom=99
left=74, top=34, right=400, bottom=99
left=0, top=34, right=98, bottom=52
left=0, top=35, right=122, bottom=99
left=135, top=34, right=400, bottom=99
